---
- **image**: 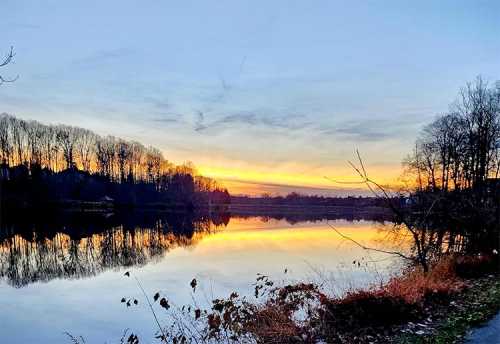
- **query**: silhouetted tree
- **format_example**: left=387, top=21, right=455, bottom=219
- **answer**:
left=404, top=77, right=499, bottom=193
left=0, top=114, right=230, bottom=208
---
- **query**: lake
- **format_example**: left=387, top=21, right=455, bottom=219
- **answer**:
left=0, top=211, right=403, bottom=343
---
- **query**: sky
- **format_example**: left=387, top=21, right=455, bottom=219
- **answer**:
left=1, top=0, right=499, bottom=196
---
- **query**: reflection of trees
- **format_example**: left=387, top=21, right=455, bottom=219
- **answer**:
left=0, top=209, right=392, bottom=287
left=372, top=218, right=481, bottom=274
left=232, top=211, right=392, bottom=225
left=0, top=214, right=223, bottom=288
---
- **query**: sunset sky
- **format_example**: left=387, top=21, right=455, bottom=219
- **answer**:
left=2, top=1, right=499, bottom=195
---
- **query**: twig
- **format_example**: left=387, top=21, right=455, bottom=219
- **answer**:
left=134, top=276, right=168, bottom=342
left=326, top=221, right=413, bottom=261
left=0, top=46, right=15, bottom=67
left=0, top=46, right=18, bottom=85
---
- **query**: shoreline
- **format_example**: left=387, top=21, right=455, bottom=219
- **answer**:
left=396, top=275, right=500, bottom=344
left=131, top=254, right=498, bottom=344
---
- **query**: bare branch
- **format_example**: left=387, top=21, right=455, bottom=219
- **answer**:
left=0, top=46, right=15, bottom=67
left=0, top=46, right=18, bottom=85
left=326, top=221, right=413, bottom=261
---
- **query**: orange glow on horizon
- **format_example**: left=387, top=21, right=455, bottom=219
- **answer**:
left=197, top=164, right=404, bottom=196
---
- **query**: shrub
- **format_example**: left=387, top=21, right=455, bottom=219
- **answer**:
left=383, top=256, right=464, bottom=304
left=319, top=289, right=417, bottom=331
left=453, top=254, right=499, bottom=278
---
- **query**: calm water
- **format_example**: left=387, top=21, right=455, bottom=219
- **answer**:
left=0, top=211, right=402, bottom=343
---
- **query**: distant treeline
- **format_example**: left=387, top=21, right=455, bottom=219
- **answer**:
left=231, top=193, right=387, bottom=207
left=0, top=114, right=230, bottom=208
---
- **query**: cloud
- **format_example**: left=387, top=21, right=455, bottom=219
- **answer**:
left=143, top=96, right=171, bottom=110
left=329, top=121, right=392, bottom=141
left=220, top=178, right=370, bottom=197
left=322, top=115, right=426, bottom=141
left=195, top=111, right=310, bottom=133
left=72, top=48, right=135, bottom=68
left=151, top=116, right=179, bottom=124
left=9, top=22, right=41, bottom=30
left=194, top=110, right=206, bottom=131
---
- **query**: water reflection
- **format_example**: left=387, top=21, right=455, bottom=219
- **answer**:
left=0, top=211, right=401, bottom=344
left=0, top=211, right=227, bottom=287
left=0, top=210, right=393, bottom=288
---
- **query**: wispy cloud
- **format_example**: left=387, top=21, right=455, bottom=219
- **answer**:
left=9, top=22, right=41, bottom=30
left=195, top=111, right=310, bottom=133
left=321, top=115, right=428, bottom=141
left=151, top=116, right=179, bottom=124
left=143, top=96, right=171, bottom=110
left=220, top=178, right=369, bottom=197
left=72, top=48, right=135, bottom=68
left=194, top=110, right=206, bottom=131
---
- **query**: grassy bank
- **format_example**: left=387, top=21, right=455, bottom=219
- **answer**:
left=396, top=275, right=500, bottom=344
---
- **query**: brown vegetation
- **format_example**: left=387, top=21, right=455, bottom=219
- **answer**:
left=120, top=254, right=497, bottom=344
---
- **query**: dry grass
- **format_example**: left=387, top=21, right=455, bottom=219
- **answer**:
left=383, top=256, right=465, bottom=304
left=314, top=255, right=489, bottom=342
left=244, top=305, right=301, bottom=343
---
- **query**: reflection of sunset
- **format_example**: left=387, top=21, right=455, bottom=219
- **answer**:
left=0, top=217, right=403, bottom=288
left=192, top=218, right=394, bottom=258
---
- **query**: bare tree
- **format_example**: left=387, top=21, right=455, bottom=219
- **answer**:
left=96, top=136, right=117, bottom=178
left=404, top=77, right=499, bottom=193
left=40, top=125, right=58, bottom=171
left=0, top=114, right=12, bottom=164
left=25, top=120, right=45, bottom=166
left=332, top=150, right=438, bottom=272
left=10, top=117, right=28, bottom=165
left=129, top=141, right=146, bottom=181
left=75, top=128, right=96, bottom=172
left=116, top=140, right=132, bottom=182
left=56, top=125, right=77, bottom=169
left=330, top=78, right=499, bottom=271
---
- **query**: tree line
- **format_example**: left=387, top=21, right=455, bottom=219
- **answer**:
left=0, top=114, right=230, bottom=207
left=232, top=192, right=386, bottom=207
left=333, top=77, right=499, bottom=271
left=404, top=77, right=499, bottom=193
left=399, top=77, right=499, bottom=261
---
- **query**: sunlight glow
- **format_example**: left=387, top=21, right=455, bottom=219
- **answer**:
left=197, top=164, right=404, bottom=196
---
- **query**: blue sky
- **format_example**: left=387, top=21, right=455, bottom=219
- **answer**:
left=1, top=0, right=499, bottom=195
